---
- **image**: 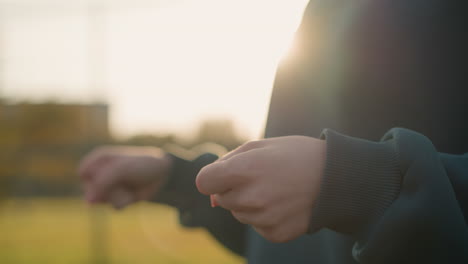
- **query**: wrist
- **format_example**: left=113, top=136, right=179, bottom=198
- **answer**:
left=160, top=153, right=174, bottom=184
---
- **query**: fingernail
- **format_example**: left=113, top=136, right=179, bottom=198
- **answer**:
left=210, top=195, right=218, bottom=208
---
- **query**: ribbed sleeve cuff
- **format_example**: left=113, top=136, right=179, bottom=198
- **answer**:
left=309, top=129, right=401, bottom=235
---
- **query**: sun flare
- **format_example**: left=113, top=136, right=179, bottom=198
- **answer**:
left=2, top=0, right=309, bottom=139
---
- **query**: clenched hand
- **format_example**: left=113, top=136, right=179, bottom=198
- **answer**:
left=196, top=136, right=326, bottom=243
left=79, top=146, right=172, bottom=209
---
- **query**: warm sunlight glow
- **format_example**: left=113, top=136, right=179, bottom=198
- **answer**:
left=2, top=0, right=309, bottom=139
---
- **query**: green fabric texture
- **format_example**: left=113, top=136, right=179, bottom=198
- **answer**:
left=312, top=128, right=468, bottom=263
left=156, top=129, right=468, bottom=263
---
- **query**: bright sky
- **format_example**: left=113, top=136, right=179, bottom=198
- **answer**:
left=1, top=0, right=309, bottom=139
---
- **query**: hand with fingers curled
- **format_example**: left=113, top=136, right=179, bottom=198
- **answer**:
left=196, top=136, right=326, bottom=243
left=78, top=146, right=173, bottom=210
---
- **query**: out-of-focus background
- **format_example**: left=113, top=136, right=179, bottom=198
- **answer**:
left=0, top=0, right=308, bottom=263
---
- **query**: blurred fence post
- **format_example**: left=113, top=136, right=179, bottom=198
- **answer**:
left=87, top=1, right=109, bottom=264
left=90, top=207, right=109, bottom=264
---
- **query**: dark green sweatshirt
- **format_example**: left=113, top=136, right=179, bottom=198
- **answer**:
left=155, top=0, right=468, bottom=263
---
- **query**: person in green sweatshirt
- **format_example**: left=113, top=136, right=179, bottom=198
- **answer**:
left=79, top=0, right=468, bottom=263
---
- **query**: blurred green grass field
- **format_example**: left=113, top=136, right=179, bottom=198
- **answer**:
left=0, top=198, right=243, bottom=264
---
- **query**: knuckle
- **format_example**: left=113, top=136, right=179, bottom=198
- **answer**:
left=226, top=159, right=254, bottom=182
left=238, top=157, right=257, bottom=174
left=218, top=160, right=235, bottom=177
left=243, top=140, right=262, bottom=150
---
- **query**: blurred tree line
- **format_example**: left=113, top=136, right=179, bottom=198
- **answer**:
left=0, top=101, right=245, bottom=198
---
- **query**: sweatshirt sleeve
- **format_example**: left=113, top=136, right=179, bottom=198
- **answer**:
left=309, top=128, right=468, bottom=263
left=152, top=153, right=247, bottom=257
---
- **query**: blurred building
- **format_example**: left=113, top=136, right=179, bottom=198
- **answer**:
left=0, top=102, right=110, bottom=196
